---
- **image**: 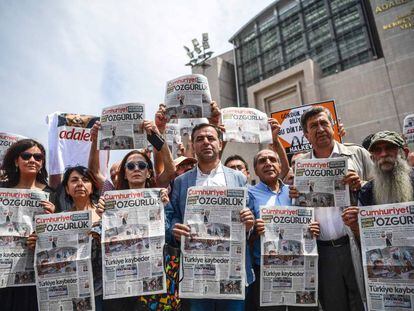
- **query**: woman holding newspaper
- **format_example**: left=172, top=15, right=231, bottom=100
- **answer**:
left=96, top=120, right=174, bottom=311
left=0, top=139, right=56, bottom=311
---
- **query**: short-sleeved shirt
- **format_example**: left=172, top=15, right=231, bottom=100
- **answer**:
left=248, top=181, right=291, bottom=265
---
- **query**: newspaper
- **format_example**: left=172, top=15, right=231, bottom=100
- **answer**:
left=101, top=189, right=166, bottom=299
left=165, top=122, right=181, bottom=159
left=359, top=202, right=414, bottom=311
left=34, top=211, right=95, bottom=311
left=260, top=206, right=318, bottom=307
left=0, top=189, right=48, bottom=288
left=221, top=107, right=272, bottom=144
left=403, top=114, right=414, bottom=145
left=294, top=157, right=349, bottom=208
left=179, top=187, right=247, bottom=300
left=98, top=103, right=146, bottom=150
left=270, top=100, right=341, bottom=154
left=164, top=74, right=211, bottom=120
left=0, top=132, right=26, bottom=167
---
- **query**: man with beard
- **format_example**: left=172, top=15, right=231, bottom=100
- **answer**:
left=343, top=131, right=414, bottom=233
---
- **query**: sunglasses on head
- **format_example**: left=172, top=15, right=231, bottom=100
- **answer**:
left=20, top=152, right=44, bottom=162
left=125, top=161, right=149, bottom=171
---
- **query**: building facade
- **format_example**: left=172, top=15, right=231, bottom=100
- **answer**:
left=192, top=0, right=414, bottom=183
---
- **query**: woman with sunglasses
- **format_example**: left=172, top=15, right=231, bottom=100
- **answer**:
left=0, top=139, right=56, bottom=311
left=98, top=122, right=173, bottom=310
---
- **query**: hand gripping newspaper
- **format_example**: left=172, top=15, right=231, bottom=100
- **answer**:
left=164, top=74, right=212, bottom=121
left=101, top=189, right=166, bottom=299
left=0, top=189, right=48, bottom=288
left=358, top=202, right=414, bottom=311
left=98, top=103, right=147, bottom=150
left=221, top=107, right=272, bottom=144
left=260, top=206, right=318, bottom=307
left=179, top=187, right=247, bottom=300
left=294, top=157, right=350, bottom=241
left=34, top=210, right=94, bottom=311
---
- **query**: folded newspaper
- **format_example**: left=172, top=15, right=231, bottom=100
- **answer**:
left=221, top=107, right=272, bottom=144
left=0, top=132, right=26, bottom=167
left=34, top=210, right=95, bottom=311
left=164, top=74, right=211, bottom=121
left=101, top=189, right=166, bottom=299
left=180, top=187, right=247, bottom=300
left=98, top=103, right=147, bottom=150
left=259, top=206, right=318, bottom=307
left=0, top=188, right=48, bottom=288
left=359, top=202, right=414, bottom=311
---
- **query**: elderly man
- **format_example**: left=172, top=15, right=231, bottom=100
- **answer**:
left=166, top=123, right=255, bottom=311
left=290, top=106, right=373, bottom=311
left=343, top=131, right=414, bottom=234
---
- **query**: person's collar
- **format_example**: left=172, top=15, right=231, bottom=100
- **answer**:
left=335, top=141, right=353, bottom=156
left=197, top=161, right=223, bottom=176
left=311, top=142, right=339, bottom=158
left=258, top=179, right=285, bottom=193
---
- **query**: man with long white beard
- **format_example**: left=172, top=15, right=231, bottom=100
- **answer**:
left=342, top=131, right=414, bottom=234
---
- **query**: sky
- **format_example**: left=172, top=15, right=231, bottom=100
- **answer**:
left=0, top=0, right=274, bottom=166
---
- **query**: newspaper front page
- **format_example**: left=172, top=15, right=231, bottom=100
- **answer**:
left=359, top=202, right=414, bottom=311
left=0, top=132, right=26, bottom=167
left=179, top=187, right=247, bottom=300
left=35, top=211, right=95, bottom=311
left=98, top=103, right=146, bottom=150
left=101, top=189, right=166, bottom=299
left=403, top=114, right=414, bottom=145
left=260, top=206, right=318, bottom=307
left=0, top=189, right=48, bottom=288
left=164, top=74, right=211, bottom=120
left=221, top=107, right=272, bottom=144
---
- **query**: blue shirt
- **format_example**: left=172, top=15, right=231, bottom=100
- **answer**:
left=248, top=181, right=291, bottom=265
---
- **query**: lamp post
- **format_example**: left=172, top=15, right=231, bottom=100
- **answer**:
left=184, top=33, right=214, bottom=74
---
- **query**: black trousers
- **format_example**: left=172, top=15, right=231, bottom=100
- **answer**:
left=318, top=242, right=364, bottom=311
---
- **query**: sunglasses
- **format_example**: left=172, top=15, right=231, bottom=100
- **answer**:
left=125, top=161, right=149, bottom=171
left=20, top=152, right=44, bottom=162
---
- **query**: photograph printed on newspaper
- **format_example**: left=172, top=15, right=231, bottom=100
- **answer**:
left=34, top=210, right=94, bottom=311
left=101, top=189, right=166, bottom=299
left=260, top=206, right=318, bottom=307
left=270, top=100, right=341, bottom=154
left=294, top=157, right=350, bottom=241
left=0, top=132, right=26, bottom=167
left=98, top=103, right=146, bottom=150
left=164, top=74, right=211, bottom=121
left=221, top=107, right=272, bottom=144
left=359, top=202, right=414, bottom=311
left=0, top=189, right=48, bottom=288
left=179, top=187, right=247, bottom=300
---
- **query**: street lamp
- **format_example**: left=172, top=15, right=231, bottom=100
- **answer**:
left=184, top=33, right=214, bottom=69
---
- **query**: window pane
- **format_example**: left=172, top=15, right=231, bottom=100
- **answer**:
left=307, top=22, right=330, bottom=49
left=304, top=0, right=326, bottom=27
left=260, top=27, right=279, bottom=51
left=334, top=6, right=361, bottom=36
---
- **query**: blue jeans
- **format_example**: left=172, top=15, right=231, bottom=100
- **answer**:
left=187, top=298, right=245, bottom=311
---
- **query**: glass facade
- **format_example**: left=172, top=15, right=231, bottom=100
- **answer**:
left=230, top=0, right=382, bottom=106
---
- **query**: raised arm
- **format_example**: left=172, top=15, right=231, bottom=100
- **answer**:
left=88, top=121, right=106, bottom=189
left=268, top=118, right=290, bottom=179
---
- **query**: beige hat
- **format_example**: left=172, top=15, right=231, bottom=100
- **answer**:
left=173, top=156, right=197, bottom=167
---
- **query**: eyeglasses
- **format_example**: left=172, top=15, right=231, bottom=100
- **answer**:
left=20, top=152, right=44, bottom=162
left=125, top=161, right=149, bottom=171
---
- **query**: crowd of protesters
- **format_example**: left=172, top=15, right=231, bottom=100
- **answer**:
left=0, top=102, right=413, bottom=311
